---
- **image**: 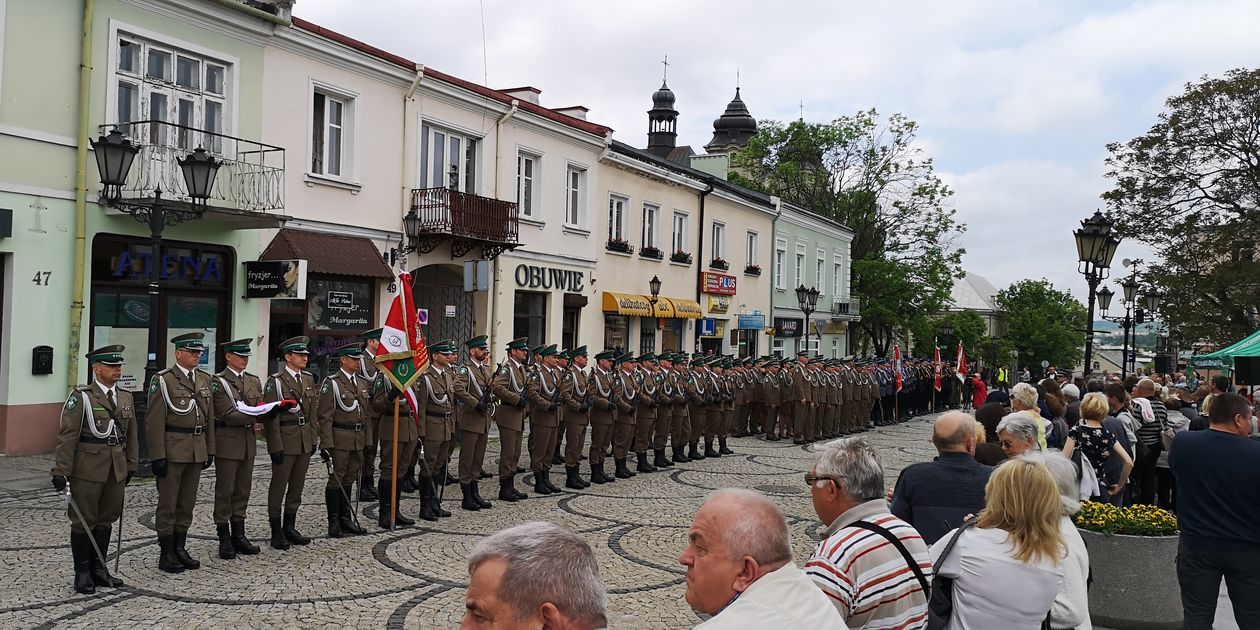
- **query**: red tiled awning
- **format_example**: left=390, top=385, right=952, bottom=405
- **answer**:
left=259, top=229, right=393, bottom=279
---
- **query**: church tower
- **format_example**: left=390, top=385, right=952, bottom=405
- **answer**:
left=647, top=80, right=679, bottom=157
left=704, top=87, right=757, bottom=155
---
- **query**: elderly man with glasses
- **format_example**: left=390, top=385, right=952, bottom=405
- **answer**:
left=804, top=437, right=930, bottom=628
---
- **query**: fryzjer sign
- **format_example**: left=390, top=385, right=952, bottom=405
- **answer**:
left=515, top=264, right=584, bottom=292
left=701, top=272, right=736, bottom=295
left=244, top=260, right=307, bottom=299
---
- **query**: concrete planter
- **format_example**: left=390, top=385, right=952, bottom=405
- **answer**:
left=1078, top=528, right=1181, bottom=629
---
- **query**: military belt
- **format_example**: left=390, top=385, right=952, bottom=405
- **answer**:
left=279, top=417, right=307, bottom=426
left=79, top=434, right=125, bottom=445
left=424, top=410, right=452, bottom=419
left=165, top=425, right=206, bottom=435
left=332, top=421, right=365, bottom=432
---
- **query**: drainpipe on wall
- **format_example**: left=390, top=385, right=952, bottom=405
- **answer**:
left=488, top=100, right=519, bottom=353
left=400, top=65, right=424, bottom=267
left=67, top=0, right=96, bottom=391
left=694, top=178, right=714, bottom=354
left=768, top=195, right=782, bottom=355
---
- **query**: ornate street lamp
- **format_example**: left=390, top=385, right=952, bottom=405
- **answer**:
left=91, top=129, right=139, bottom=201
left=1075, top=210, right=1120, bottom=378
left=1096, top=286, right=1114, bottom=315
left=796, top=285, right=820, bottom=353
left=1142, top=290, right=1163, bottom=314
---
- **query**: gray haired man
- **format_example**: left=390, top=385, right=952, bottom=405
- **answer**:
left=462, top=521, right=608, bottom=630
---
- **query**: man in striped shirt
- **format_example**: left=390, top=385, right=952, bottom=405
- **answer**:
left=805, top=437, right=930, bottom=629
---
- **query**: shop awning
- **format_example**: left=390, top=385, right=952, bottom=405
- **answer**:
left=663, top=297, right=702, bottom=319
left=1192, top=329, right=1260, bottom=371
left=260, top=229, right=393, bottom=279
left=602, top=292, right=654, bottom=317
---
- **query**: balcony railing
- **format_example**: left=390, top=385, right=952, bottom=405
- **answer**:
left=410, top=187, right=519, bottom=244
left=832, top=299, right=861, bottom=318
left=100, top=121, right=285, bottom=215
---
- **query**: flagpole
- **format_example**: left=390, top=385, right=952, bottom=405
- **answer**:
left=391, top=397, right=400, bottom=531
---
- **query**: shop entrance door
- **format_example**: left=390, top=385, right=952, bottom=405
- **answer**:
left=413, top=265, right=473, bottom=348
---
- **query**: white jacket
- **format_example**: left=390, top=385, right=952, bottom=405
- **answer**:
left=693, top=563, right=845, bottom=629
left=1050, top=516, right=1092, bottom=630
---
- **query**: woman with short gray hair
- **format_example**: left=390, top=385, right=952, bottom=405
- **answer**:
left=997, top=413, right=1042, bottom=458
left=463, top=521, right=608, bottom=629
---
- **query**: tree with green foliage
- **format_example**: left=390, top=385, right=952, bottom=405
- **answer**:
left=1103, top=68, right=1260, bottom=347
left=910, top=309, right=988, bottom=359
left=732, top=111, right=965, bottom=356
left=996, top=279, right=1087, bottom=374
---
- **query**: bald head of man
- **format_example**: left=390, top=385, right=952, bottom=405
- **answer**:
left=932, top=411, right=977, bottom=456
left=679, top=489, right=793, bottom=616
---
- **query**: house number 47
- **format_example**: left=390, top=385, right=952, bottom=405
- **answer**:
left=32, top=271, right=51, bottom=285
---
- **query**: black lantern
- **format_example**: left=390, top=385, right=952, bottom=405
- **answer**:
left=1143, top=290, right=1163, bottom=313
left=1121, top=277, right=1138, bottom=305
left=402, top=208, right=421, bottom=250
left=806, top=286, right=820, bottom=309
left=1074, top=210, right=1119, bottom=272
left=90, top=129, right=139, bottom=199
left=648, top=275, right=662, bottom=303
left=1096, top=286, right=1114, bottom=314
left=177, top=147, right=221, bottom=203
left=795, top=284, right=809, bottom=308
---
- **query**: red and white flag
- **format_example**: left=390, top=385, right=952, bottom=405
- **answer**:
left=955, top=341, right=968, bottom=382
left=375, top=272, right=429, bottom=419
left=934, top=342, right=942, bottom=392
left=894, top=344, right=903, bottom=393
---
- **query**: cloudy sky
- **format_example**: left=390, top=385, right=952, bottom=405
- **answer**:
left=295, top=0, right=1260, bottom=303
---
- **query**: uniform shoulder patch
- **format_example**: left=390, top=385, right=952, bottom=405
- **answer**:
left=149, top=376, right=160, bottom=395
left=265, top=380, right=275, bottom=394
left=211, top=381, right=220, bottom=393
left=459, top=366, right=468, bottom=375
left=321, top=382, right=330, bottom=394
left=65, top=393, right=78, bottom=410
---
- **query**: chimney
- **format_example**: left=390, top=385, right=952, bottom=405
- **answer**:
left=553, top=106, right=589, bottom=121
left=499, top=86, right=541, bottom=105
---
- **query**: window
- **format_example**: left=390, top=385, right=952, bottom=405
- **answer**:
left=772, top=338, right=785, bottom=358
left=775, top=240, right=786, bottom=289
left=420, top=123, right=477, bottom=192
left=746, top=232, right=758, bottom=266
left=642, top=204, right=660, bottom=249
left=111, top=34, right=230, bottom=154
left=517, top=153, right=538, bottom=218
left=794, top=251, right=805, bottom=288
left=711, top=223, right=726, bottom=260
left=640, top=318, right=657, bottom=355
left=565, top=166, right=585, bottom=226
left=562, top=305, right=581, bottom=351
left=513, top=291, right=547, bottom=347
left=816, top=250, right=826, bottom=294
left=608, top=195, right=628, bottom=242
left=833, top=261, right=842, bottom=297
left=672, top=212, right=688, bottom=253
left=311, top=91, right=351, bottom=178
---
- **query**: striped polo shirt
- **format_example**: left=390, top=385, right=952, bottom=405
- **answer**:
left=805, top=499, right=931, bottom=630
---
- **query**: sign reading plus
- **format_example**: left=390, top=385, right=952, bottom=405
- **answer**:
left=702, top=271, right=736, bottom=295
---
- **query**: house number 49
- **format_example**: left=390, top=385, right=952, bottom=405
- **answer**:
left=32, top=271, right=51, bottom=285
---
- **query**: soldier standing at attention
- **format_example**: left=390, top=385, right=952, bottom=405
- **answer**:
left=652, top=354, right=677, bottom=469
left=491, top=337, right=531, bottom=501
left=416, top=339, right=459, bottom=521
left=587, top=351, right=618, bottom=484
left=633, top=353, right=660, bottom=474
left=453, top=335, right=495, bottom=512
left=560, top=347, right=592, bottom=489
left=526, top=345, right=563, bottom=495
left=762, top=360, right=783, bottom=441
left=262, top=337, right=318, bottom=550
left=612, top=354, right=640, bottom=479
left=551, top=351, right=571, bottom=467
left=317, top=344, right=370, bottom=538
left=356, top=328, right=383, bottom=502
left=368, top=358, right=415, bottom=530
left=211, top=339, right=267, bottom=560
left=684, top=356, right=708, bottom=461
left=668, top=355, right=692, bottom=463
left=52, top=345, right=136, bottom=594
left=147, top=332, right=214, bottom=573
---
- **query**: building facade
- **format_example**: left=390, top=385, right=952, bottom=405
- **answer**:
left=770, top=203, right=858, bottom=358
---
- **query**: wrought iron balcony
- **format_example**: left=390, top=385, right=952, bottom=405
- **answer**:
left=99, top=121, right=285, bottom=227
left=408, top=187, right=520, bottom=259
left=831, top=299, right=861, bottom=319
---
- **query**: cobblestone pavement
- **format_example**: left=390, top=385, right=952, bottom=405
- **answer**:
left=0, top=417, right=943, bottom=628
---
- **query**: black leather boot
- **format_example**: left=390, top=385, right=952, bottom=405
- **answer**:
left=269, top=517, right=290, bottom=550
left=282, top=512, right=310, bottom=545
left=71, top=532, right=96, bottom=593
left=472, top=481, right=493, bottom=508
left=589, top=462, right=605, bottom=484
left=534, top=472, right=555, bottom=495
left=157, top=534, right=185, bottom=574
left=339, top=489, right=366, bottom=535
left=217, top=523, right=236, bottom=560
left=230, top=520, right=260, bottom=555
left=614, top=458, right=632, bottom=479
left=400, top=466, right=417, bottom=493
left=565, top=466, right=584, bottom=489
left=393, top=484, right=415, bottom=526
left=425, top=476, right=452, bottom=517
left=704, top=438, right=721, bottom=458
left=90, top=527, right=124, bottom=587
left=636, top=452, right=656, bottom=473
left=379, top=479, right=406, bottom=529
left=173, top=530, right=200, bottom=569
left=461, top=484, right=481, bottom=511
left=673, top=446, right=690, bottom=463
left=418, top=476, right=438, bottom=521
left=688, top=442, right=704, bottom=460
left=359, top=470, right=378, bottom=501
left=326, top=489, right=344, bottom=538
left=543, top=471, right=561, bottom=493
left=654, top=448, right=672, bottom=468
left=719, top=437, right=734, bottom=455
left=510, top=474, right=528, bottom=500
left=498, top=477, right=520, bottom=502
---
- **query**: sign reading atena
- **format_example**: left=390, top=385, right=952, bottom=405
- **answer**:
left=515, top=264, right=584, bottom=291
left=701, top=271, right=736, bottom=295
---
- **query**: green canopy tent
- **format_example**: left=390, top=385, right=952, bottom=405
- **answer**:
left=1192, top=329, right=1260, bottom=373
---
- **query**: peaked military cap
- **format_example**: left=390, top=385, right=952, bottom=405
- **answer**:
left=221, top=338, right=253, bottom=356
left=616, top=352, right=636, bottom=365
left=529, top=344, right=547, bottom=356
left=172, top=332, right=206, bottom=351
left=464, top=335, right=489, bottom=350
left=796, top=349, right=810, bottom=357
left=568, top=345, right=588, bottom=358
left=636, top=352, right=656, bottom=363
left=506, top=337, right=529, bottom=350
left=336, top=343, right=365, bottom=358
left=361, top=327, right=384, bottom=341
left=86, top=345, right=125, bottom=365
left=430, top=339, right=458, bottom=353
left=594, top=350, right=617, bottom=361
left=279, top=336, right=310, bottom=354
left=537, top=344, right=558, bottom=357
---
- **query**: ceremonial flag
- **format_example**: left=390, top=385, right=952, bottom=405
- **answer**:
left=376, top=272, right=429, bottom=418
left=894, top=344, right=903, bottom=393
left=956, top=341, right=968, bottom=382
left=933, top=342, right=942, bottom=392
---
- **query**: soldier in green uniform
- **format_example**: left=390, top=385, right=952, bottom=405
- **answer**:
left=262, top=336, right=319, bottom=550
left=211, top=339, right=268, bottom=560
left=368, top=356, right=415, bottom=529
left=652, top=354, right=677, bottom=469
left=147, top=332, right=214, bottom=573
left=551, top=350, right=570, bottom=467
left=587, top=350, right=618, bottom=484
left=453, top=335, right=495, bottom=512
left=717, top=358, right=736, bottom=455
left=612, top=353, right=640, bottom=479
left=416, top=339, right=459, bottom=520
left=762, top=359, right=783, bottom=441
left=667, top=355, right=692, bottom=463
left=491, top=337, right=530, bottom=501
left=560, top=347, right=592, bottom=489
left=526, top=344, right=563, bottom=494
left=633, top=353, right=659, bottom=474
left=357, top=328, right=384, bottom=502
left=317, top=344, right=371, bottom=537
left=683, top=356, right=708, bottom=460
left=52, top=345, right=136, bottom=594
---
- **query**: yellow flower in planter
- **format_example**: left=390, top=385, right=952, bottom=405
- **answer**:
left=1073, top=501, right=1178, bottom=536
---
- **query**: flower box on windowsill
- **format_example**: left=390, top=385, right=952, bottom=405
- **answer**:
left=709, top=258, right=729, bottom=271
left=606, top=239, right=633, bottom=254
left=640, top=246, right=663, bottom=260
left=744, top=264, right=762, bottom=276
left=670, top=251, right=692, bottom=264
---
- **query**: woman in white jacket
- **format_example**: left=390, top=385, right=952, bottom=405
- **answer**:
left=1026, top=452, right=1092, bottom=630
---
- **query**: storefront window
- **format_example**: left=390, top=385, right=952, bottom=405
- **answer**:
left=639, top=318, right=657, bottom=355
left=604, top=315, right=630, bottom=354
left=661, top=319, right=683, bottom=353
left=563, top=306, right=581, bottom=351
left=306, top=277, right=373, bottom=331
left=514, top=291, right=547, bottom=346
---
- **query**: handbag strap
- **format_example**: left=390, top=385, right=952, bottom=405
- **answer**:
left=850, top=520, right=931, bottom=593
left=930, top=516, right=977, bottom=577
